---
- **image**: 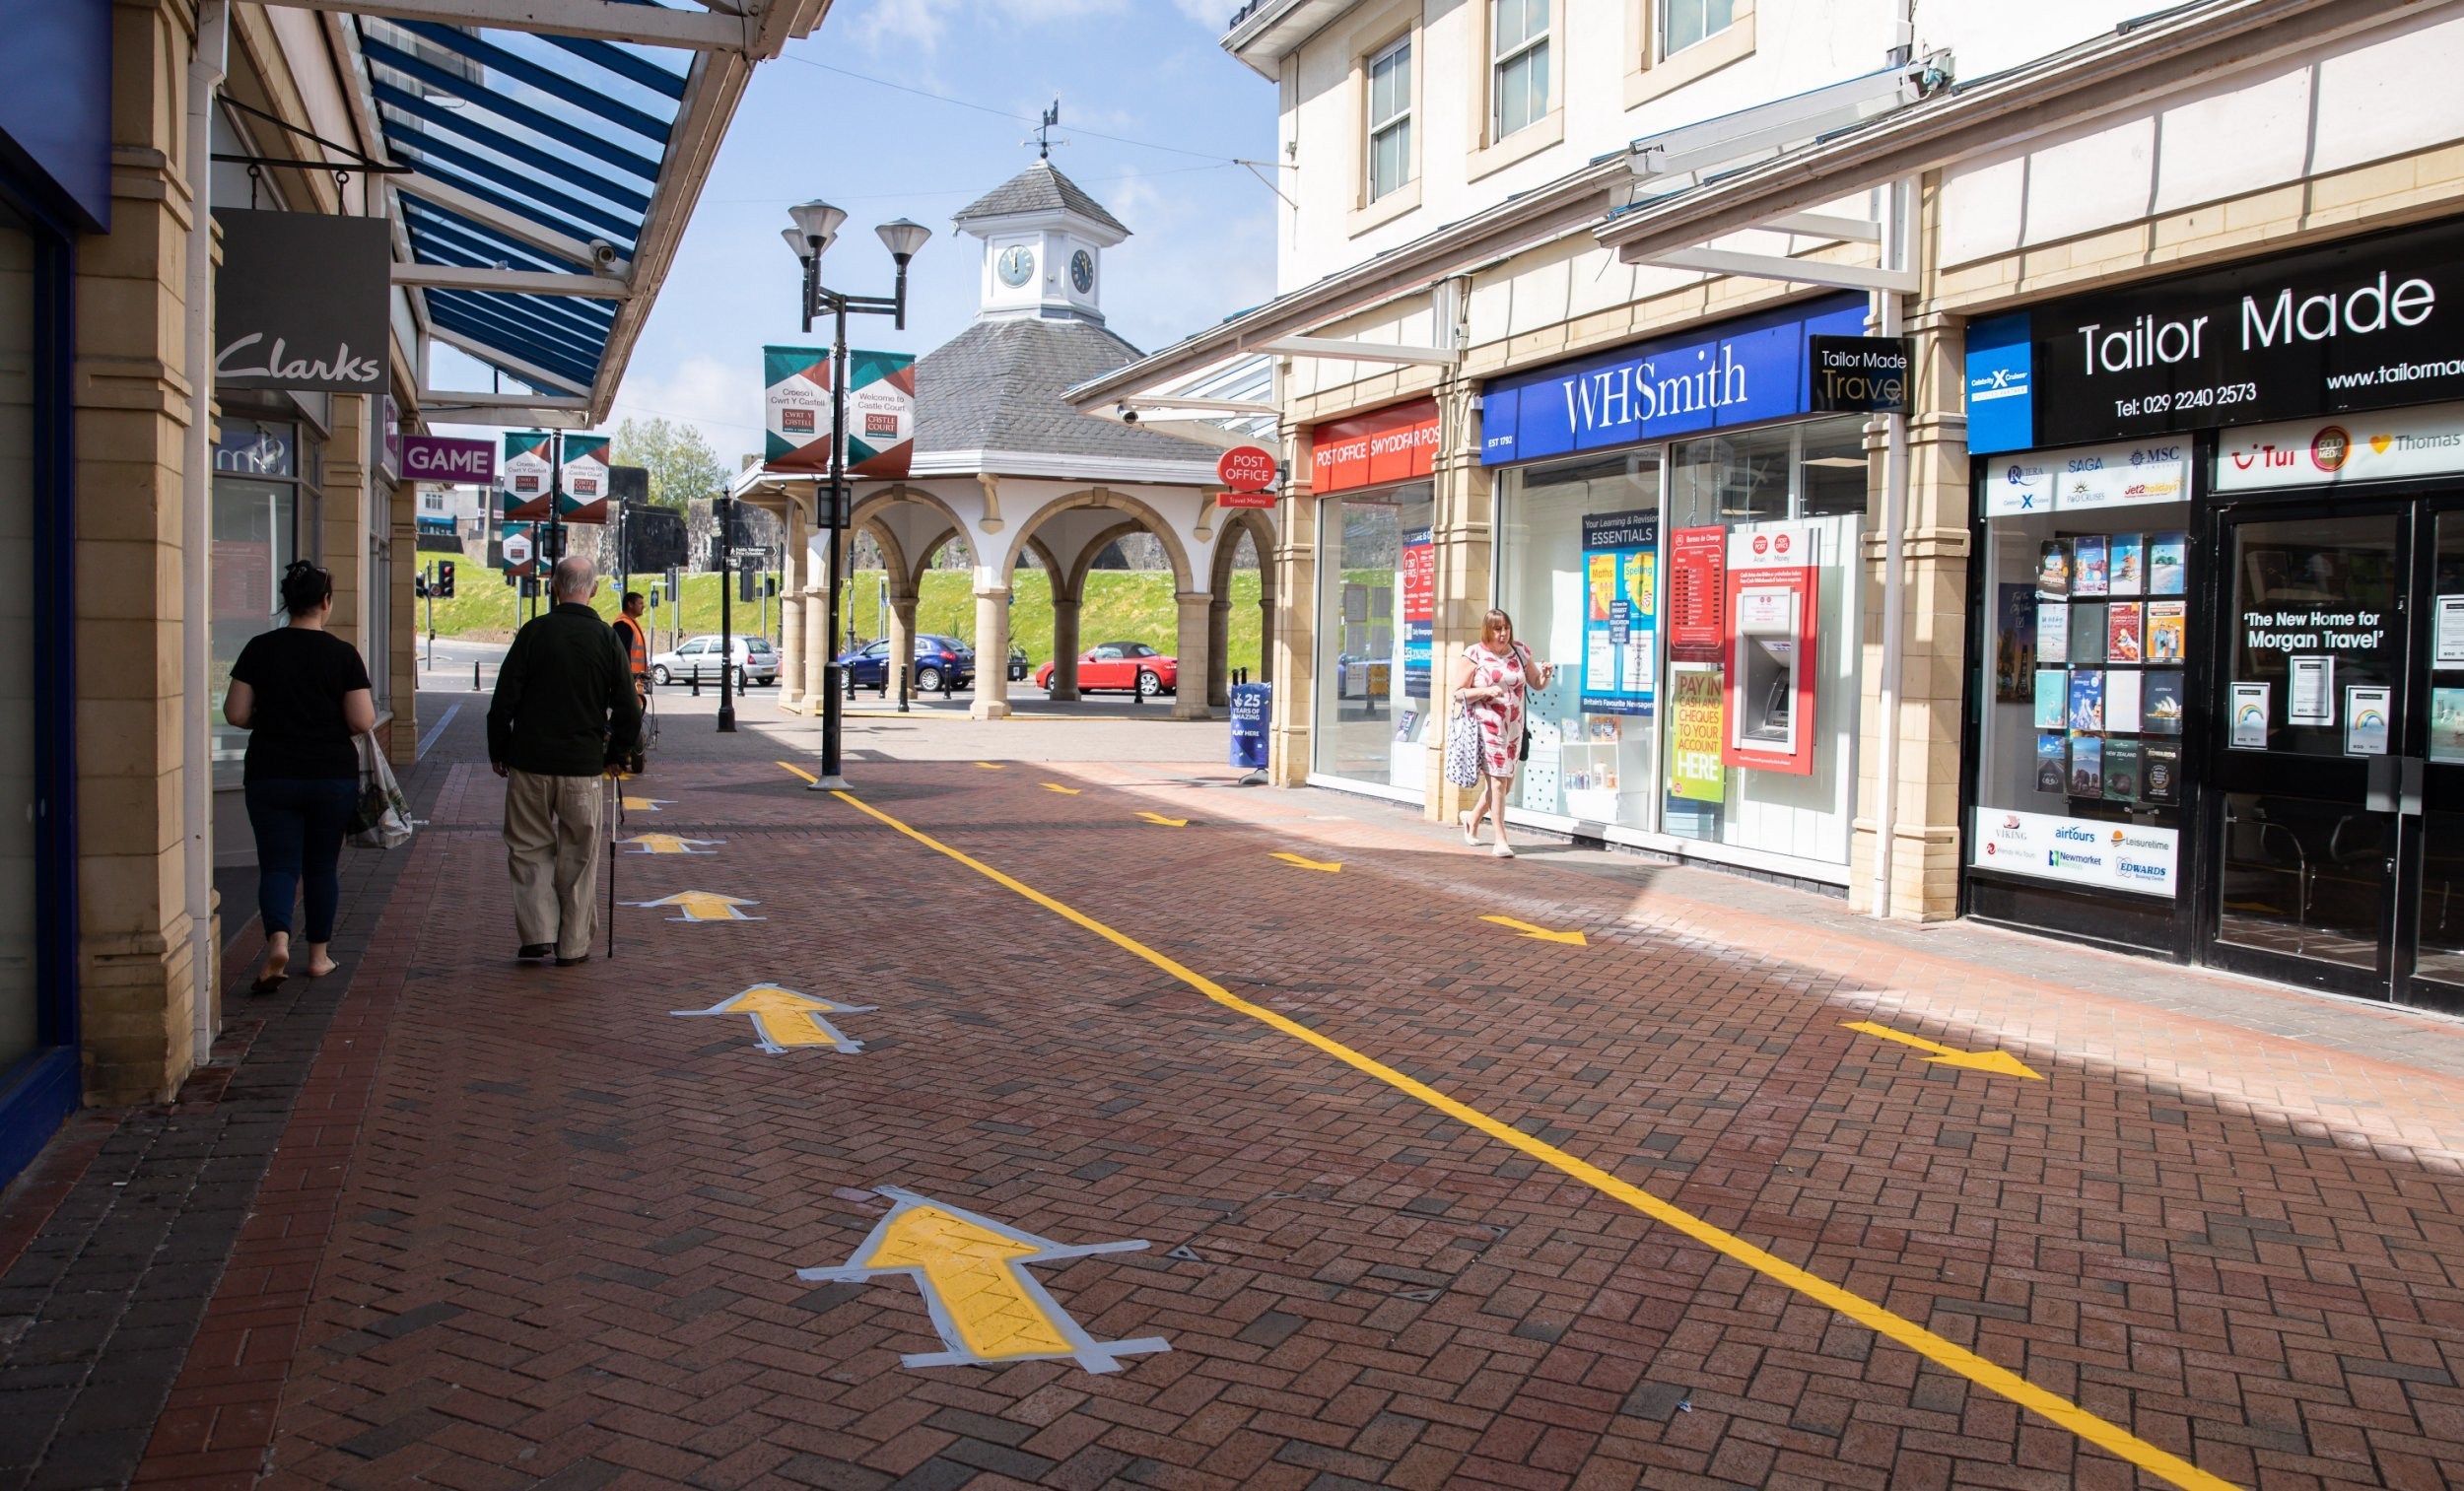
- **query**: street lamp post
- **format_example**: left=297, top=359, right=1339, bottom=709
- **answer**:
left=782, top=202, right=929, bottom=790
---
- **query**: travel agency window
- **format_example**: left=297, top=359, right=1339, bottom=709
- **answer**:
left=211, top=410, right=321, bottom=785
left=1310, top=398, right=1440, bottom=798
left=1479, top=292, right=1872, bottom=882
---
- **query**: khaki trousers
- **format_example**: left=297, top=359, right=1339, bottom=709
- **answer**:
left=504, top=769, right=604, bottom=959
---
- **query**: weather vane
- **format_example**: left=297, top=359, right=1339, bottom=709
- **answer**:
left=1027, top=100, right=1067, bottom=160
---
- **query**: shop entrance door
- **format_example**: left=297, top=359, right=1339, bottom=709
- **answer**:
left=2206, top=495, right=2464, bottom=1009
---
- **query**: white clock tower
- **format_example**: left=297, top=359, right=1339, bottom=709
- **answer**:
left=950, top=160, right=1129, bottom=326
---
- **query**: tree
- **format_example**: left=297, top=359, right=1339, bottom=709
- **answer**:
left=611, top=416, right=727, bottom=510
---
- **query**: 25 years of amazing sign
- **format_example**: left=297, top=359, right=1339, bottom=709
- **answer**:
left=1973, top=217, right=2464, bottom=450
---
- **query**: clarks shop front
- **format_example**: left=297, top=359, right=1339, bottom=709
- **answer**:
left=1963, top=217, right=2464, bottom=1012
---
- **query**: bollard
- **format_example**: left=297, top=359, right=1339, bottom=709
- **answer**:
left=942, top=666, right=954, bottom=700
left=846, top=661, right=857, bottom=700
left=691, top=669, right=701, bottom=698
left=472, top=660, right=481, bottom=692
left=898, top=663, right=910, bottom=713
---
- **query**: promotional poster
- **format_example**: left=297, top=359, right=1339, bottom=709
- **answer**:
left=1578, top=510, right=1658, bottom=716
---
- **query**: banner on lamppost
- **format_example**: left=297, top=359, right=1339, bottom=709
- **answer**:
left=501, top=432, right=554, bottom=521
left=559, top=433, right=611, bottom=523
left=845, top=349, right=917, bottom=480
left=763, top=345, right=833, bottom=474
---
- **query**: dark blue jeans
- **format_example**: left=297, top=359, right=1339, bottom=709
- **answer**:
left=245, top=778, right=361, bottom=943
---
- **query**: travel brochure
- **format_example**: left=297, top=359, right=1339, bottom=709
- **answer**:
left=2021, top=529, right=2190, bottom=807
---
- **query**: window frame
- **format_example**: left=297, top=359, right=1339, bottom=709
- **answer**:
left=1365, top=34, right=1412, bottom=204
left=1660, top=0, right=1735, bottom=60
left=1490, top=0, right=1552, bottom=143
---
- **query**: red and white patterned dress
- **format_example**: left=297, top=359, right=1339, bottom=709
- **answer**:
left=1465, top=643, right=1533, bottom=779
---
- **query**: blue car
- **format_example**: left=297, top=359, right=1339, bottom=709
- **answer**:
left=840, top=634, right=975, bottom=694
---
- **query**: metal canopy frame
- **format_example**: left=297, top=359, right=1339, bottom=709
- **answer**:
left=258, top=0, right=828, bottom=421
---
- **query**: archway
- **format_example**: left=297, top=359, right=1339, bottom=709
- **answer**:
left=995, top=489, right=1203, bottom=717
left=1206, top=509, right=1277, bottom=710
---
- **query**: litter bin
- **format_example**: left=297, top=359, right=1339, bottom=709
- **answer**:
left=1229, top=682, right=1269, bottom=771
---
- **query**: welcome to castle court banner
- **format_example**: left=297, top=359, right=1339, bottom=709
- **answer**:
left=762, top=347, right=918, bottom=479
left=501, top=432, right=554, bottom=522
left=1479, top=295, right=1866, bottom=464
left=558, top=434, right=610, bottom=524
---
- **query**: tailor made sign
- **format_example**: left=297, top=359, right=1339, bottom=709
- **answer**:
left=212, top=210, right=391, bottom=393
left=1968, top=216, right=2464, bottom=452
left=1479, top=294, right=1866, bottom=464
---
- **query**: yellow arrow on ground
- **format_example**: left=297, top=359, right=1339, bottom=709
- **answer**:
left=1842, top=1020, right=2042, bottom=1079
left=796, top=1187, right=1168, bottom=1374
left=622, top=796, right=672, bottom=812
left=621, top=833, right=720, bottom=855
left=1043, top=782, right=1082, bottom=794
left=1479, top=915, right=1588, bottom=946
left=624, top=891, right=762, bottom=922
left=671, top=983, right=870, bottom=1052
left=1270, top=851, right=1340, bottom=872
left=1135, top=812, right=1189, bottom=827
left=975, top=762, right=1004, bottom=770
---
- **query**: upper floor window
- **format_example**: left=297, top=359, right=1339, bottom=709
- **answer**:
left=1663, top=0, right=1734, bottom=57
left=1491, top=0, right=1550, bottom=140
left=1367, top=35, right=1411, bottom=202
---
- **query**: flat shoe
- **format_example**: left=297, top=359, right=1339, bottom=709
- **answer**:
left=248, top=975, right=287, bottom=995
left=1460, top=811, right=1480, bottom=845
left=555, top=953, right=590, bottom=967
left=516, top=943, right=554, bottom=960
left=1492, top=842, right=1516, bottom=858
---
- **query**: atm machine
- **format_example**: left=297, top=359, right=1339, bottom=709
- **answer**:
left=1725, top=524, right=1818, bottom=777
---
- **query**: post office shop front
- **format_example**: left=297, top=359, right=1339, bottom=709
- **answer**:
left=1309, top=398, right=1439, bottom=798
left=1963, top=217, right=2464, bottom=1011
left=1478, top=294, right=1874, bottom=888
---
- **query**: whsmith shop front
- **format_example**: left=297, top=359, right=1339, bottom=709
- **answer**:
left=1962, top=217, right=2464, bottom=1010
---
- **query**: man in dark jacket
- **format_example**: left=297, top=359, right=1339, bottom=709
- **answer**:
left=488, top=556, right=642, bottom=965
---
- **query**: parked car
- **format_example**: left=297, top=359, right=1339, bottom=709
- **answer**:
left=838, top=634, right=975, bottom=694
left=1033, top=641, right=1177, bottom=698
left=1008, top=645, right=1031, bottom=682
left=650, top=635, right=779, bottom=688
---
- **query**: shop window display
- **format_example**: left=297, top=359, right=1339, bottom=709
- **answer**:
left=1313, top=484, right=1434, bottom=791
left=1496, top=453, right=1661, bottom=828
left=1970, top=441, right=2191, bottom=904
left=1661, top=417, right=1867, bottom=866
left=211, top=418, right=316, bottom=785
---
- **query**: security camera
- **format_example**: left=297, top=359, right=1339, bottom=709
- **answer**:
left=587, top=238, right=618, bottom=269
left=1118, top=404, right=1139, bottom=425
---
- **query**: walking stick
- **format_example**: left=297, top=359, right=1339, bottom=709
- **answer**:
left=607, top=774, right=620, bottom=960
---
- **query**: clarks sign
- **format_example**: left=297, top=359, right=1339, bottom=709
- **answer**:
left=212, top=210, right=391, bottom=394
left=1973, top=218, right=2464, bottom=451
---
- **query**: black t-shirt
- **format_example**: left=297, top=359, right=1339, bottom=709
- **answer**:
left=231, top=627, right=373, bottom=782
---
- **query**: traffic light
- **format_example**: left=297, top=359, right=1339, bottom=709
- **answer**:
left=413, top=573, right=428, bottom=599
left=436, top=561, right=456, bottom=599
left=739, top=564, right=757, bottom=602
left=764, top=575, right=778, bottom=598
left=650, top=583, right=663, bottom=608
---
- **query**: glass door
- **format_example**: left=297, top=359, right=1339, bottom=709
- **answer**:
left=2206, top=502, right=2410, bottom=996
left=2403, top=499, right=2464, bottom=1010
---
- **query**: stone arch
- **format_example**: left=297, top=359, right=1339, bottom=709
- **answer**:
left=996, top=487, right=1195, bottom=593
left=1062, top=519, right=1157, bottom=599
left=1205, top=508, right=1278, bottom=708
left=912, top=526, right=965, bottom=589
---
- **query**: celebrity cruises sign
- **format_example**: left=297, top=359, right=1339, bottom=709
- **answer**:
left=1480, top=295, right=1867, bottom=465
left=1968, top=217, right=2464, bottom=452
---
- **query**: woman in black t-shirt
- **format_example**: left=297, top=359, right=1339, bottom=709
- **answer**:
left=223, top=561, right=376, bottom=993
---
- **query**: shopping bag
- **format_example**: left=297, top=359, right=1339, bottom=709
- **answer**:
left=346, top=734, right=414, bottom=850
left=1444, top=704, right=1482, bottom=787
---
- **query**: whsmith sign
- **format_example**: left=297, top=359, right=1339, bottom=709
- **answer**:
left=1480, top=294, right=1866, bottom=464
left=1967, top=218, right=2464, bottom=452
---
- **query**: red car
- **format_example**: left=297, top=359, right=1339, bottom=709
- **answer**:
left=1034, top=641, right=1177, bottom=698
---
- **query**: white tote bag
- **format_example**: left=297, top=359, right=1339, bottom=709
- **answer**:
left=346, top=735, right=414, bottom=850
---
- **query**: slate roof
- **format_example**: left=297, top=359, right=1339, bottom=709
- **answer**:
left=951, top=161, right=1131, bottom=237
left=910, top=316, right=1220, bottom=466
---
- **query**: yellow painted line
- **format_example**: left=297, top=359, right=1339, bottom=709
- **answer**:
left=1479, top=914, right=1587, bottom=946
left=975, top=762, right=1005, bottom=770
left=1135, top=812, right=1189, bottom=828
left=1843, top=1020, right=2042, bottom=1080
left=1042, top=782, right=1082, bottom=795
left=779, top=760, right=818, bottom=783
left=825, top=788, right=2236, bottom=1491
left=1268, top=851, right=1341, bottom=872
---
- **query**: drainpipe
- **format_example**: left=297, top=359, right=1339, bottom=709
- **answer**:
left=184, top=2, right=229, bottom=1068
left=1870, top=171, right=1911, bottom=922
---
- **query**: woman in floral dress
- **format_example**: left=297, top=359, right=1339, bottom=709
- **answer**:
left=1449, top=608, right=1552, bottom=857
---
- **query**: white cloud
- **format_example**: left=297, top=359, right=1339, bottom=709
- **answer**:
left=610, top=354, right=768, bottom=466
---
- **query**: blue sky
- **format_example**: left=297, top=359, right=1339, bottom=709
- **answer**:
left=518, top=0, right=1281, bottom=462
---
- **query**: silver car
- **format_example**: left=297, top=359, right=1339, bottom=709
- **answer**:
left=650, top=635, right=780, bottom=688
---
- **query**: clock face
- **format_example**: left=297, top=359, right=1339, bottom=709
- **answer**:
left=996, top=244, right=1035, bottom=288
left=1070, top=249, right=1094, bottom=294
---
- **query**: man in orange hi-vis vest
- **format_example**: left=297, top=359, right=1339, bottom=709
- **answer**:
left=611, top=590, right=650, bottom=774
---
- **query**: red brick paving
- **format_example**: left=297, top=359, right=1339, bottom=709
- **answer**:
left=123, top=746, right=2464, bottom=1491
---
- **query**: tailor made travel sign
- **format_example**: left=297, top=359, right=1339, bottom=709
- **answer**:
left=1967, top=216, right=2464, bottom=452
